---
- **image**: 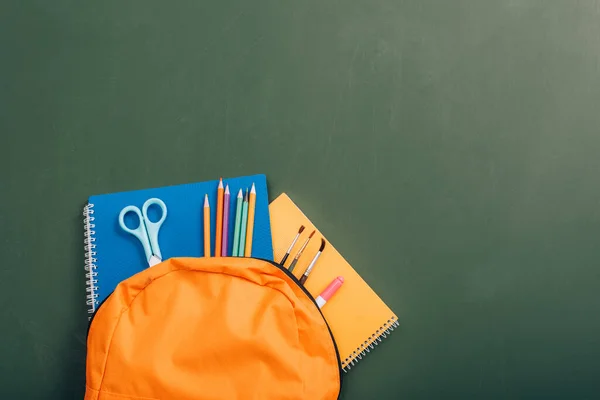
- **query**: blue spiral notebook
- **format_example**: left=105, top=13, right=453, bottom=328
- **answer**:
left=83, top=174, right=273, bottom=314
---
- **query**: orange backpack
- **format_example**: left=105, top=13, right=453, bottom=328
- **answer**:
left=85, top=257, right=342, bottom=399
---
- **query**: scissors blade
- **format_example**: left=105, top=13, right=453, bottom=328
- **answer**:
left=148, top=255, right=162, bottom=267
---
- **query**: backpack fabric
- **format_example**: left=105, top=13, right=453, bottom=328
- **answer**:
left=85, top=257, right=342, bottom=399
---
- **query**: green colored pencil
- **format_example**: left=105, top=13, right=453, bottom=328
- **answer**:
left=231, top=189, right=244, bottom=257
left=238, top=189, right=249, bottom=257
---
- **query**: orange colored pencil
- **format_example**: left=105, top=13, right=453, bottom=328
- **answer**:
left=203, top=194, right=211, bottom=257
left=215, top=178, right=224, bottom=256
left=244, top=183, right=256, bottom=256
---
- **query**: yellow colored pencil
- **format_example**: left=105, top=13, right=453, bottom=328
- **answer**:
left=215, top=178, right=224, bottom=256
left=244, top=183, right=256, bottom=256
left=203, top=194, right=211, bottom=257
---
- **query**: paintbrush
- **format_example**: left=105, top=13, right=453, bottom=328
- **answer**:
left=279, top=225, right=305, bottom=265
left=288, top=230, right=315, bottom=272
left=299, top=239, right=326, bottom=285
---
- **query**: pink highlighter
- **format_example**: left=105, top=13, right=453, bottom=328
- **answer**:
left=316, top=277, right=344, bottom=308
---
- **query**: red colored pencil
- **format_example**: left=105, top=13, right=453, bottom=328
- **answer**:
left=221, top=185, right=230, bottom=256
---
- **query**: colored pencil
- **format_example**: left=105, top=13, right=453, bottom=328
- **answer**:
left=299, top=239, right=326, bottom=285
left=244, top=183, right=256, bottom=257
left=288, top=230, right=315, bottom=272
left=280, top=225, right=305, bottom=265
left=238, top=189, right=249, bottom=257
left=215, top=178, right=224, bottom=256
left=221, top=185, right=230, bottom=256
left=231, top=189, right=243, bottom=257
left=203, top=194, right=211, bottom=257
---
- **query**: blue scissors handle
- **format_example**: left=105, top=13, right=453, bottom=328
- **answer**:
left=118, top=198, right=167, bottom=265
left=118, top=205, right=153, bottom=262
left=141, top=198, right=167, bottom=260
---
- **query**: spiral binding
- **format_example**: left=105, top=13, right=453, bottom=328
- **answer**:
left=83, top=203, right=99, bottom=316
left=341, top=315, right=399, bottom=372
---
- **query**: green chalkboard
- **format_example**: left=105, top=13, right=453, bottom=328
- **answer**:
left=1, top=0, right=600, bottom=398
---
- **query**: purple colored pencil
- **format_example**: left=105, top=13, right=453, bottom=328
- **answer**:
left=221, top=185, right=231, bottom=256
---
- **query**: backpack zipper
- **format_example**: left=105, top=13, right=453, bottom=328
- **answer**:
left=257, top=258, right=345, bottom=398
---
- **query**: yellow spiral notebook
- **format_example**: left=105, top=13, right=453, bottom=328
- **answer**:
left=269, top=194, right=398, bottom=372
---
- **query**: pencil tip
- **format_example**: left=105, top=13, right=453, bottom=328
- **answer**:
left=309, top=230, right=315, bottom=238
left=244, top=189, right=249, bottom=201
left=204, top=194, right=209, bottom=207
left=218, top=178, right=223, bottom=188
left=251, top=183, right=256, bottom=194
left=237, top=189, right=243, bottom=197
left=298, top=225, right=305, bottom=233
left=319, top=239, right=326, bottom=251
left=225, top=185, right=230, bottom=194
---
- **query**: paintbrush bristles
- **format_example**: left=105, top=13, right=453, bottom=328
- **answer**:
left=319, top=239, right=326, bottom=252
left=309, top=230, right=315, bottom=238
left=298, top=225, right=305, bottom=234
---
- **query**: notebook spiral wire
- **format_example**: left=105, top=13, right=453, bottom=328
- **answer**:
left=84, top=204, right=99, bottom=315
left=342, top=316, right=399, bottom=372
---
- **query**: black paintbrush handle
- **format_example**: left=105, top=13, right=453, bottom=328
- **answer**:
left=280, top=253, right=290, bottom=266
left=299, top=274, right=308, bottom=285
left=288, top=258, right=298, bottom=272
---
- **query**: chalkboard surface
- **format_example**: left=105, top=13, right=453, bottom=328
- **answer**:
left=1, top=0, right=600, bottom=398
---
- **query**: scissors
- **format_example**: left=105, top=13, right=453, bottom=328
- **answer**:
left=118, top=198, right=167, bottom=267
